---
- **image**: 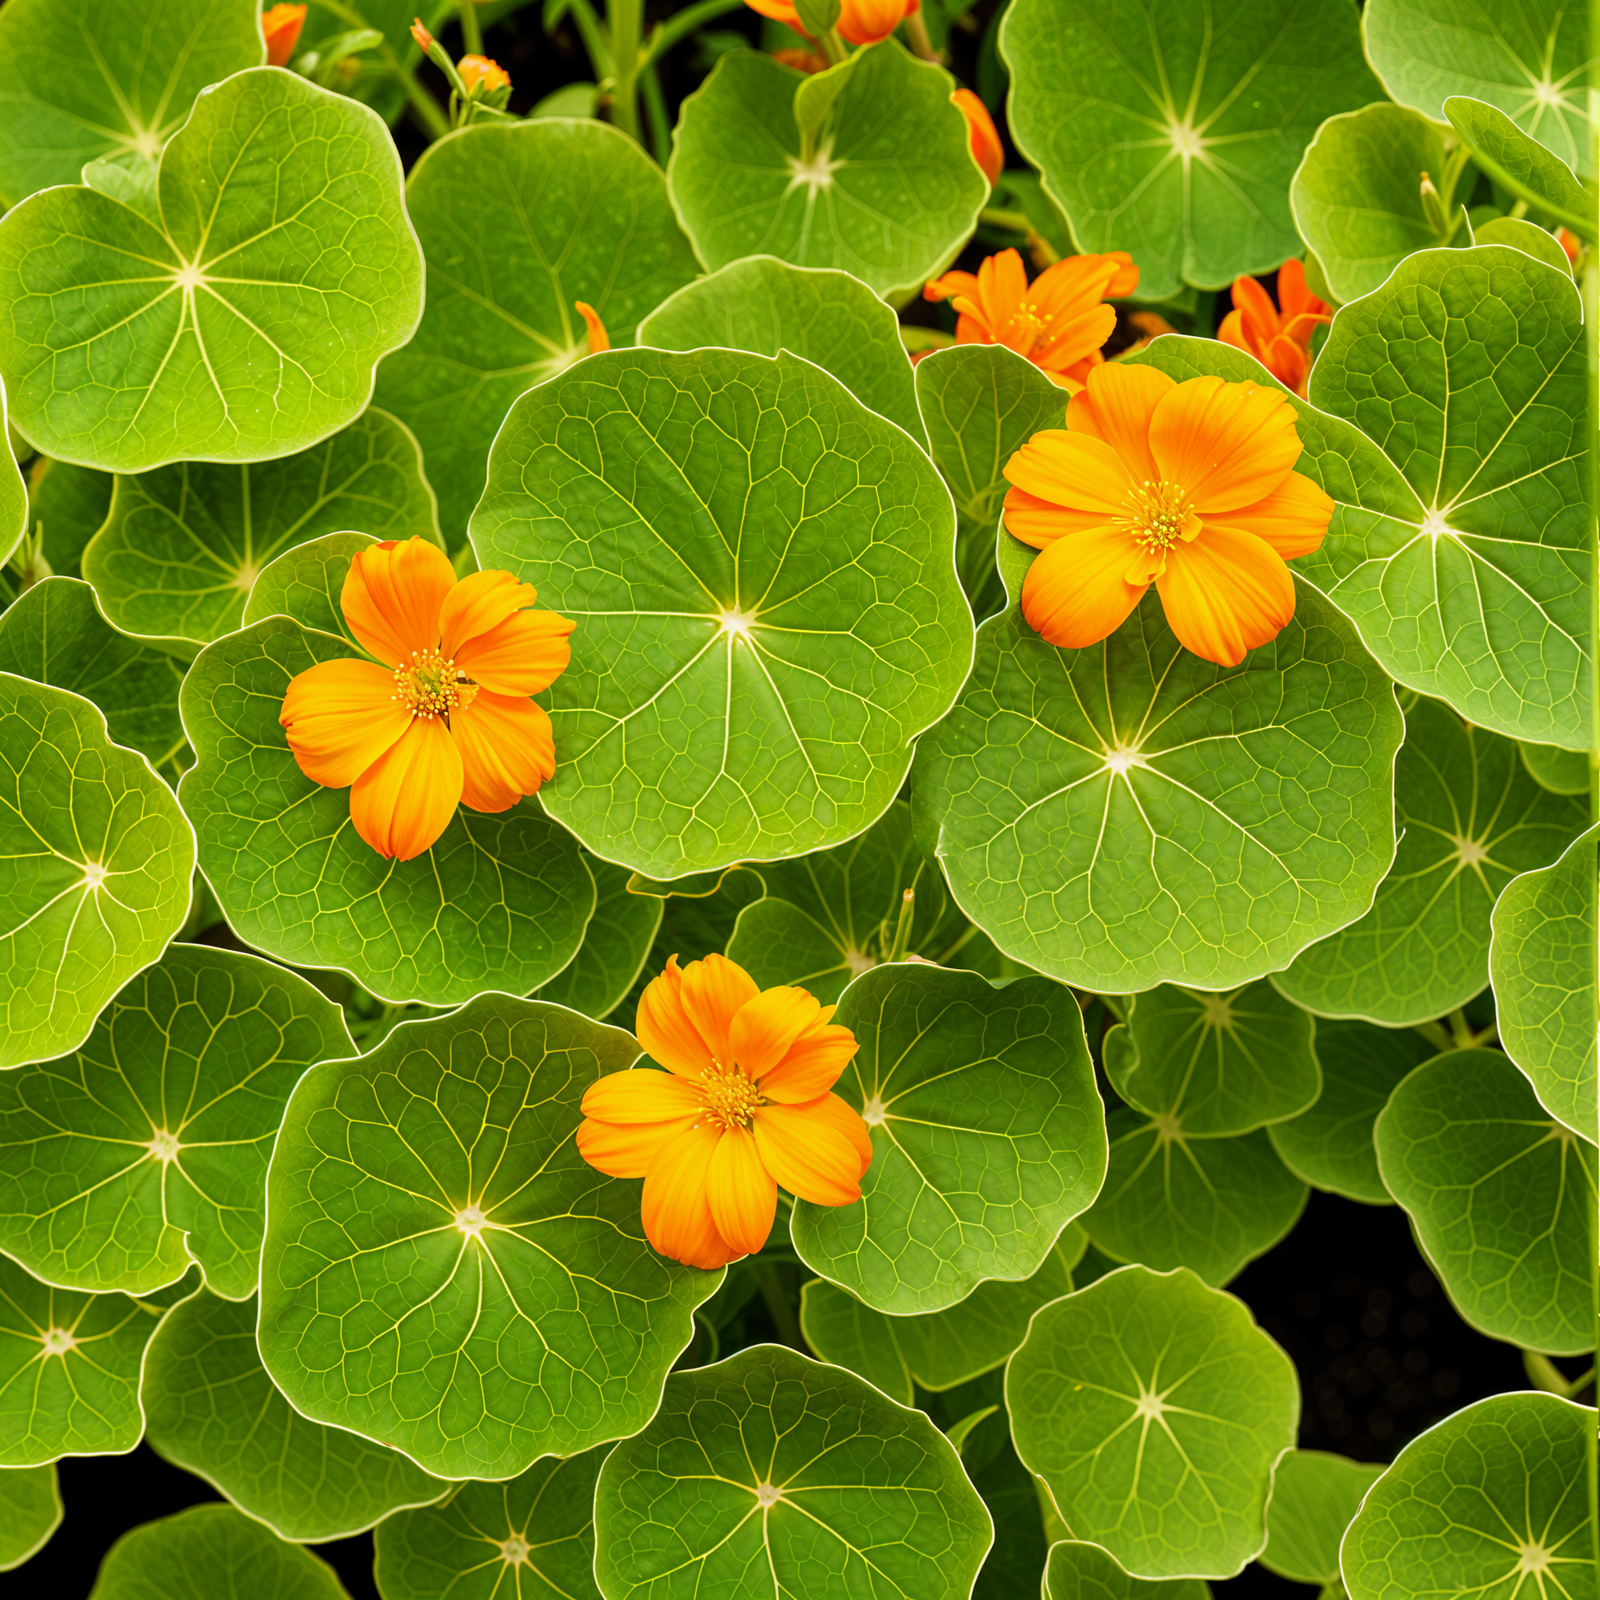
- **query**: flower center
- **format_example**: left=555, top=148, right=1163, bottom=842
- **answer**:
left=1125, top=479, right=1195, bottom=553
left=698, top=1068, right=764, bottom=1131
left=1004, top=300, right=1053, bottom=354
left=393, top=648, right=478, bottom=722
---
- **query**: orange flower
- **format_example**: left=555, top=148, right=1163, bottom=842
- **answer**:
left=1217, top=259, right=1331, bottom=399
left=279, top=537, right=575, bottom=861
left=1557, top=228, right=1583, bottom=268
left=409, top=17, right=434, bottom=51
left=262, top=2, right=307, bottom=66
left=952, top=89, right=1003, bottom=185
left=771, top=46, right=828, bottom=73
left=577, top=954, right=872, bottom=1270
left=745, top=0, right=918, bottom=48
left=458, top=54, right=511, bottom=94
left=924, top=247, right=1139, bottom=390
left=574, top=301, right=609, bottom=355
left=1002, top=363, right=1334, bottom=667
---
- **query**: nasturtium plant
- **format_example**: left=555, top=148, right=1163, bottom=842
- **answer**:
left=0, top=1462, right=60, bottom=1571
left=1042, top=1539, right=1212, bottom=1599
left=1260, top=1449, right=1386, bottom=1589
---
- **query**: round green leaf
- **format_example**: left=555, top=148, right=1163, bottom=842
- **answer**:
left=1043, top=1541, right=1211, bottom=1599
left=1364, top=0, right=1588, bottom=174
left=1444, top=95, right=1591, bottom=232
left=791, top=963, right=1106, bottom=1314
left=1491, top=823, right=1598, bottom=1137
left=532, top=854, right=663, bottom=1019
left=0, top=67, right=423, bottom=473
left=374, top=1446, right=605, bottom=1600
left=0, top=577, right=186, bottom=772
left=0, top=0, right=263, bottom=207
left=1083, top=1110, right=1307, bottom=1286
left=242, top=530, right=378, bottom=642
left=1473, top=216, right=1575, bottom=275
left=1007, top=1265, right=1298, bottom=1579
left=0, top=943, right=352, bottom=1300
left=1267, top=1019, right=1435, bottom=1204
left=1291, top=104, right=1470, bottom=303
left=1275, top=697, right=1586, bottom=1026
left=1260, top=1450, right=1384, bottom=1587
left=910, top=591, right=1402, bottom=993
left=1375, top=1046, right=1596, bottom=1355
left=88, top=1504, right=350, bottom=1600
left=1341, top=1392, right=1595, bottom=1600
left=374, top=118, right=698, bottom=540
left=0, top=1252, right=179, bottom=1465
left=1519, top=738, right=1589, bottom=794
left=593, top=1343, right=993, bottom=1600
left=638, top=256, right=925, bottom=447
left=177, top=614, right=595, bottom=1007
left=668, top=45, right=985, bottom=303
left=0, top=1464, right=60, bottom=1570
left=472, top=346, right=972, bottom=880
left=143, top=1290, right=445, bottom=1541
left=258, top=994, right=720, bottom=1480
left=1301, top=245, right=1587, bottom=749
left=998, top=0, right=1383, bottom=299
left=0, top=672, right=195, bottom=1071
left=1107, top=981, right=1320, bottom=1136
left=799, top=1229, right=1082, bottom=1405
left=81, top=409, right=440, bottom=649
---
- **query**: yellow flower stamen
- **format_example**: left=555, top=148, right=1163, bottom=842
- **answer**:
left=392, top=648, right=478, bottom=722
left=697, top=1067, right=765, bottom=1131
left=1125, top=479, right=1194, bottom=554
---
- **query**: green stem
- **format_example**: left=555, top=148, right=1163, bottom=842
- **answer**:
left=563, top=0, right=615, bottom=81
left=640, top=59, right=671, bottom=164
left=979, top=206, right=1060, bottom=264
left=607, top=0, right=644, bottom=142
left=818, top=26, right=849, bottom=65
left=902, top=8, right=938, bottom=61
left=752, top=1261, right=802, bottom=1348
left=886, top=888, right=916, bottom=964
left=1587, top=3, right=1599, bottom=1582
left=1525, top=1350, right=1595, bottom=1398
left=642, top=0, right=748, bottom=63
left=1411, top=1020, right=1452, bottom=1053
left=313, top=0, right=451, bottom=137
left=458, top=0, right=483, bottom=54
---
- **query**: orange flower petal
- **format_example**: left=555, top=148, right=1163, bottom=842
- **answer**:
left=452, top=608, right=576, bottom=698
left=745, top=0, right=801, bottom=24
left=1003, top=429, right=1134, bottom=519
left=1002, top=484, right=1110, bottom=548
left=760, top=1021, right=859, bottom=1104
left=837, top=0, right=916, bottom=46
left=679, top=955, right=760, bottom=1070
left=924, top=268, right=980, bottom=306
left=576, top=1115, right=696, bottom=1180
left=582, top=1068, right=705, bottom=1125
left=641, top=1123, right=738, bottom=1269
left=1020, top=526, right=1148, bottom=649
left=1154, top=526, right=1297, bottom=668
left=636, top=956, right=716, bottom=1079
left=704, top=1126, right=777, bottom=1257
left=574, top=301, right=610, bottom=356
left=952, top=89, right=1003, bottom=186
left=1216, top=307, right=1250, bottom=355
left=280, top=658, right=410, bottom=788
left=437, top=570, right=539, bottom=661
left=751, top=1098, right=866, bottom=1205
left=451, top=691, right=555, bottom=813
left=341, top=537, right=455, bottom=668
left=1065, top=362, right=1171, bottom=483
left=1260, top=334, right=1312, bottom=397
left=810, top=1091, right=874, bottom=1176
left=1277, top=258, right=1330, bottom=326
left=1229, top=274, right=1281, bottom=351
left=728, top=986, right=826, bottom=1080
left=1210, top=469, right=1334, bottom=560
left=348, top=716, right=463, bottom=861
left=1148, top=376, right=1302, bottom=514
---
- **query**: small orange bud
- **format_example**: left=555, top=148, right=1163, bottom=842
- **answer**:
left=575, top=302, right=610, bottom=357
left=458, top=54, right=511, bottom=94
left=952, top=89, right=1003, bottom=186
left=1557, top=227, right=1583, bottom=267
left=262, top=2, right=307, bottom=67
left=410, top=16, right=434, bottom=51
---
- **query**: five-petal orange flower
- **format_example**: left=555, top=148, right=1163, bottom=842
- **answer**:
left=746, top=0, right=918, bottom=46
left=262, top=2, right=307, bottom=66
left=924, top=247, right=1139, bottom=389
left=280, top=537, right=575, bottom=862
left=1217, top=259, right=1331, bottom=398
left=577, top=954, right=873, bottom=1270
left=1002, top=363, right=1335, bottom=668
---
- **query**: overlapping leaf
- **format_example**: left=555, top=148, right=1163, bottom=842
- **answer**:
left=82, top=409, right=439, bottom=649
left=1520, top=738, right=1588, bottom=794
left=0, top=379, right=26, bottom=568
left=1259, top=1451, right=1384, bottom=1589
left=1341, top=1392, right=1595, bottom=1600
left=1007, top=1265, right=1298, bottom=1579
left=791, top=963, right=1106, bottom=1314
left=1275, top=697, right=1586, bottom=1025
left=911, top=588, right=1401, bottom=993
left=0, top=673, right=195, bottom=1070
left=592, top=1344, right=993, bottom=1600
left=0, top=944, right=351, bottom=1299
left=668, top=43, right=986, bottom=302
left=533, top=855, right=664, bottom=1020
left=258, top=995, right=720, bottom=1480
left=1043, top=1542, right=1212, bottom=1599
left=473, top=346, right=972, bottom=879
left=999, top=0, right=1384, bottom=298
left=22, top=456, right=111, bottom=577
left=143, top=1291, right=445, bottom=1541
left=0, top=1464, right=60, bottom=1570
left=0, top=68, right=422, bottom=472
left=375, top=118, right=698, bottom=538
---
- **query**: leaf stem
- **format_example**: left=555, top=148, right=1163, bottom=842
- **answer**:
left=606, top=0, right=645, bottom=142
left=640, top=59, right=672, bottom=164
left=886, top=888, right=916, bottom=963
left=642, top=0, right=749, bottom=63
left=313, top=0, right=451, bottom=138
left=458, top=0, right=483, bottom=55
left=752, top=1260, right=802, bottom=1348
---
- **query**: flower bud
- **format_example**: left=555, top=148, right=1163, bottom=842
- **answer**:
left=410, top=16, right=434, bottom=51
left=458, top=54, right=511, bottom=95
left=261, top=3, right=307, bottom=67
left=1418, top=170, right=1451, bottom=238
left=575, top=302, right=609, bottom=357
left=952, top=89, right=1003, bottom=186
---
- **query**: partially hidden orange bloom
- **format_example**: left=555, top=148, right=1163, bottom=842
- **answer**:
left=458, top=54, right=511, bottom=94
left=925, top=247, right=1139, bottom=390
left=577, top=954, right=873, bottom=1270
left=409, top=17, right=434, bottom=51
left=1557, top=228, right=1583, bottom=268
left=746, top=0, right=918, bottom=48
left=1217, top=259, right=1331, bottom=398
left=262, top=3, right=307, bottom=66
left=1002, top=363, right=1335, bottom=668
left=771, top=46, right=828, bottom=73
left=574, top=301, right=609, bottom=355
left=952, top=89, right=1003, bottom=185
left=280, top=537, right=575, bottom=862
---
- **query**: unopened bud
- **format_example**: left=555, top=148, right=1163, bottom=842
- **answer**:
left=575, top=301, right=610, bottom=357
left=410, top=16, right=434, bottom=51
left=1419, top=170, right=1451, bottom=238
left=261, top=3, right=307, bottom=67
left=458, top=54, right=511, bottom=96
